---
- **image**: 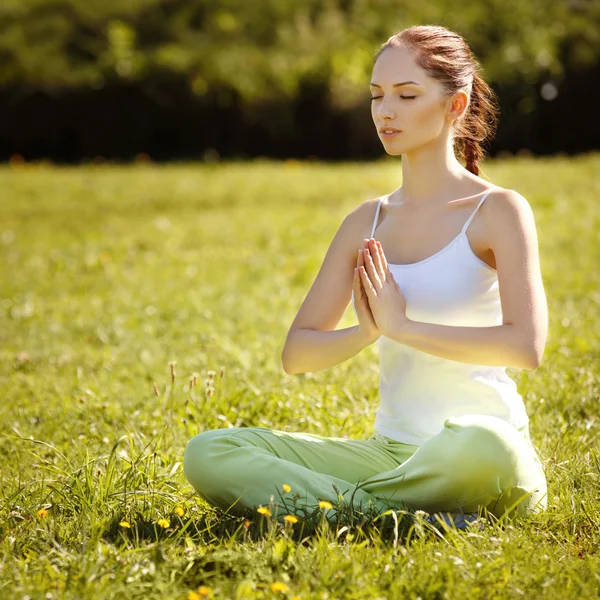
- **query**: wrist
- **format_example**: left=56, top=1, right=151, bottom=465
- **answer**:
left=392, top=318, right=413, bottom=343
left=356, top=325, right=379, bottom=347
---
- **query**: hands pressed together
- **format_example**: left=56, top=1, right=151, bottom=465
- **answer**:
left=353, top=237, right=410, bottom=343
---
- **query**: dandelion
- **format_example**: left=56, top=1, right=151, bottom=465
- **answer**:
left=119, top=520, right=131, bottom=528
left=157, top=518, right=170, bottom=528
left=318, top=500, right=333, bottom=510
left=175, top=506, right=185, bottom=517
left=283, top=514, right=299, bottom=524
left=188, top=593, right=201, bottom=600
left=282, top=484, right=291, bottom=493
left=257, top=506, right=271, bottom=516
left=37, top=509, right=48, bottom=518
left=197, top=587, right=211, bottom=597
left=271, top=582, right=288, bottom=593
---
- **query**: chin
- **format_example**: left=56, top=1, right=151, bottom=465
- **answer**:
left=382, top=146, right=404, bottom=156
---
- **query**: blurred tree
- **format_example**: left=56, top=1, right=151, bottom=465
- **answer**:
left=0, top=0, right=598, bottom=159
left=2, top=0, right=597, bottom=93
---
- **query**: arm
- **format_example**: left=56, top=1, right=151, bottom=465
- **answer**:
left=388, top=190, right=548, bottom=370
left=282, top=326, right=373, bottom=375
left=391, top=321, right=536, bottom=369
left=282, top=202, right=376, bottom=375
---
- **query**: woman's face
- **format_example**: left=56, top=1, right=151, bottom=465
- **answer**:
left=370, top=46, right=459, bottom=154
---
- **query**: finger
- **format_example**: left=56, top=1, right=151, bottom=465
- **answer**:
left=359, top=266, right=375, bottom=299
left=353, top=267, right=363, bottom=300
left=369, top=239, right=385, bottom=281
left=363, top=247, right=382, bottom=289
left=376, top=240, right=393, bottom=284
left=377, top=241, right=389, bottom=272
left=354, top=265, right=361, bottom=287
left=357, top=251, right=365, bottom=292
left=356, top=264, right=367, bottom=300
left=359, top=249, right=371, bottom=293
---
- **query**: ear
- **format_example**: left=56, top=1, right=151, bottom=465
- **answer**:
left=446, top=90, right=469, bottom=122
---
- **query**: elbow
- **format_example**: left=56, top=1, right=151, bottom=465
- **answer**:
left=523, top=356, right=540, bottom=371
left=281, top=355, right=292, bottom=376
left=281, top=347, right=296, bottom=376
left=523, top=346, right=544, bottom=371
left=282, top=361, right=295, bottom=376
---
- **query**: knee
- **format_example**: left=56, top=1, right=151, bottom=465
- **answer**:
left=442, top=415, right=520, bottom=477
left=183, top=428, right=237, bottom=491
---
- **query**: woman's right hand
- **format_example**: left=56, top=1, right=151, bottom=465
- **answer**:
left=353, top=241, right=382, bottom=345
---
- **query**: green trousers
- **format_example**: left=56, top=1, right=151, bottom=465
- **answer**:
left=183, top=414, right=548, bottom=524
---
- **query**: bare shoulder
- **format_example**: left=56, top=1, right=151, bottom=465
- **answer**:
left=485, top=187, right=533, bottom=210
left=483, top=187, right=539, bottom=246
left=346, top=196, right=383, bottom=239
left=484, top=187, right=537, bottom=224
left=347, top=196, right=382, bottom=220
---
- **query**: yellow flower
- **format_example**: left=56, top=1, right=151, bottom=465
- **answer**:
left=284, top=514, right=299, bottom=524
left=271, top=582, right=288, bottom=592
left=175, top=506, right=185, bottom=516
left=243, top=520, right=251, bottom=528
left=257, top=506, right=271, bottom=516
left=318, top=500, right=333, bottom=510
left=37, top=509, right=48, bottom=518
left=292, top=597, right=302, bottom=600
left=119, top=521, right=131, bottom=528
left=157, top=518, right=170, bottom=528
left=197, top=587, right=211, bottom=596
left=282, top=484, right=291, bottom=492
left=188, top=593, right=201, bottom=600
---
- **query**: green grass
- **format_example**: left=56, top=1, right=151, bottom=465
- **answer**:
left=1, top=154, right=599, bottom=599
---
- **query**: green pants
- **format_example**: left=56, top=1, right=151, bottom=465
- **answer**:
left=183, top=414, right=547, bottom=523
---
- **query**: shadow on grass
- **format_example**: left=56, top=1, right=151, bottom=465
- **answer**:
left=103, top=498, right=501, bottom=550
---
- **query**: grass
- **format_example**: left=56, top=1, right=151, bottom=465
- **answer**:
left=1, top=153, right=599, bottom=599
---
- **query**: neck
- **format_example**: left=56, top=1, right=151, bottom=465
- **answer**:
left=397, top=135, right=480, bottom=205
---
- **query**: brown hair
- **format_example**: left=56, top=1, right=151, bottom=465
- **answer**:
left=374, top=25, right=500, bottom=176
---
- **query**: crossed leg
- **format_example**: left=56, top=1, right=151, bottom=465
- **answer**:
left=183, top=414, right=547, bottom=523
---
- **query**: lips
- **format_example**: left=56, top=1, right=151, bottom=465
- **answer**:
left=380, top=128, right=402, bottom=138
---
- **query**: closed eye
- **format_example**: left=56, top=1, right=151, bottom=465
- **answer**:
left=371, top=96, right=417, bottom=100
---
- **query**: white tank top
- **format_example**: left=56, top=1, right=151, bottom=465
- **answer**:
left=352, top=188, right=529, bottom=445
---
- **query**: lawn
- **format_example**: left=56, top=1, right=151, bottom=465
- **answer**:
left=1, top=154, right=599, bottom=598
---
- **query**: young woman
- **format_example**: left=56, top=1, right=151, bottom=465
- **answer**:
left=183, top=25, right=548, bottom=528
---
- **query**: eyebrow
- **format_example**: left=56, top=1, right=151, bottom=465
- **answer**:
left=369, top=81, right=421, bottom=88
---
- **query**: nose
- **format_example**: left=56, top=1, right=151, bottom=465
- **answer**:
left=376, top=98, right=396, bottom=120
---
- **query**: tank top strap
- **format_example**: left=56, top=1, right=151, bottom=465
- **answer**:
left=460, top=187, right=497, bottom=235
left=370, top=197, right=384, bottom=239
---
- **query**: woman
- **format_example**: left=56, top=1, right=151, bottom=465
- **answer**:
left=183, top=25, right=548, bottom=528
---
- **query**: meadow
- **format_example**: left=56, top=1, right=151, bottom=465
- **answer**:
left=1, top=154, right=599, bottom=599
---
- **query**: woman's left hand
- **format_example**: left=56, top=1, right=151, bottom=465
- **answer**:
left=358, top=238, right=410, bottom=338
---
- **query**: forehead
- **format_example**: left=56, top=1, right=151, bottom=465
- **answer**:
left=371, top=46, right=427, bottom=86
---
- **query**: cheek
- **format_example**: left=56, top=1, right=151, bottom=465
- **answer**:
left=412, top=101, right=440, bottom=128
